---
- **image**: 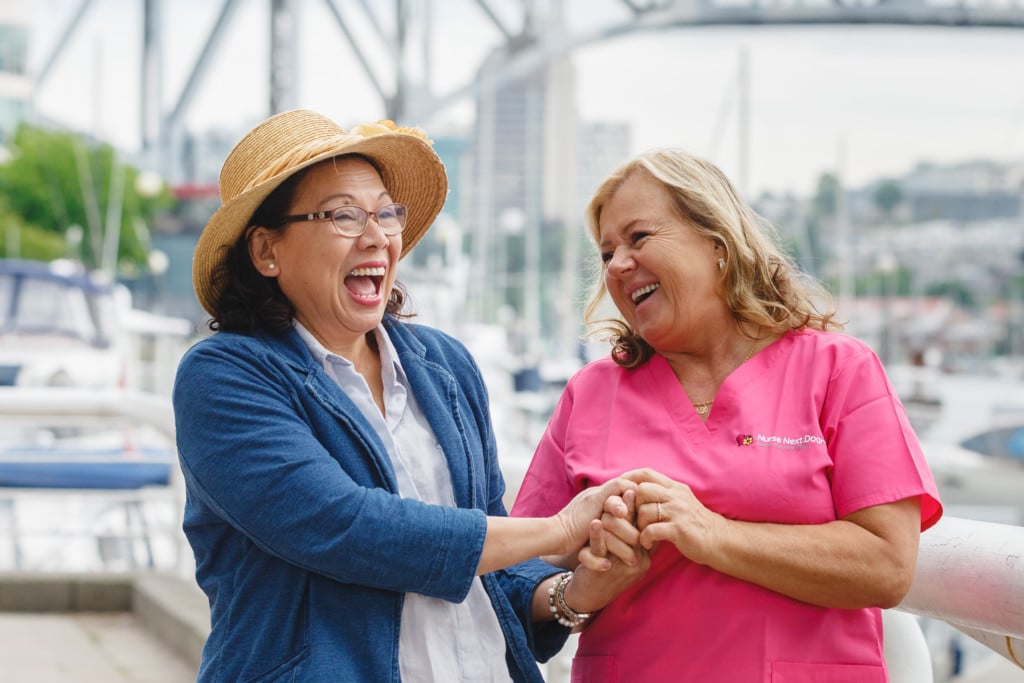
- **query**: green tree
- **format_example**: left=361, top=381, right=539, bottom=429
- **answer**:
left=926, top=280, right=975, bottom=309
left=803, top=172, right=843, bottom=272
left=873, top=180, right=903, bottom=220
left=813, top=172, right=841, bottom=219
left=0, top=123, right=173, bottom=271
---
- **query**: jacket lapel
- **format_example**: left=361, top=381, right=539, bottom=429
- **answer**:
left=389, top=325, right=477, bottom=510
left=267, top=328, right=402, bottom=492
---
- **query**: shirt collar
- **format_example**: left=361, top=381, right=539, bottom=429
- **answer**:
left=293, top=320, right=405, bottom=385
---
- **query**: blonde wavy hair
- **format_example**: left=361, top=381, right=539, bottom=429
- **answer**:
left=583, top=148, right=841, bottom=368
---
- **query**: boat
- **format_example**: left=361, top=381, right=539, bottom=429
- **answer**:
left=0, top=257, right=190, bottom=492
left=0, top=423, right=174, bottom=490
left=0, top=258, right=190, bottom=567
left=958, top=415, right=1024, bottom=464
left=0, top=258, right=193, bottom=391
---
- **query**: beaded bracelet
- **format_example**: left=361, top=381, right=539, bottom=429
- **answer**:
left=547, top=572, right=591, bottom=628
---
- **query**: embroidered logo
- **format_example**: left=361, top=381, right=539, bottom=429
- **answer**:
left=752, top=433, right=826, bottom=450
left=736, top=434, right=754, bottom=446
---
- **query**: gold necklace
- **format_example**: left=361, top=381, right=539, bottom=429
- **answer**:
left=692, top=400, right=714, bottom=416
left=690, top=341, right=759, bottom=416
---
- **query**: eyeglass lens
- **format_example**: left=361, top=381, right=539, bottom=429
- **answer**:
left=331, top=204, right=407, bottom=237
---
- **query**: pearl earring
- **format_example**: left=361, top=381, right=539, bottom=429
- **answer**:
left=718, top=258, right=725, bottom=271
left=268, top=264, right=276, bottom=270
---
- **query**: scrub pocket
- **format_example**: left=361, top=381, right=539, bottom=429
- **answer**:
left=571, top=655, right=619, bottom=682
left=771, top=661, right=887, bottom=682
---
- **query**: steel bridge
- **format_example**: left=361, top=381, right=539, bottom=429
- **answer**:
left=29, top=0, right=1024, bottom=179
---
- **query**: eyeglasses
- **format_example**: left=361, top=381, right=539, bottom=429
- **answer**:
left=278, top=203, right=408, bottom=237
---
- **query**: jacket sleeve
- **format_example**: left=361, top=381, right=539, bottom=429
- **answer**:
left=173, top=335, right=486, bottom=603
left=446, top=334, right=571, bottom=660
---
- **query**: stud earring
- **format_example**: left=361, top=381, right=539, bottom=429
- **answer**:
left=268, top=263, right=276, bottom=270
left=718, top=258, right=725, bottom=271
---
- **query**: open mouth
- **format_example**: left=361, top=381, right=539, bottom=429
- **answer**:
left=631, top=282, right=659, bottom=305
left=344, top=266, right=386, bottom=300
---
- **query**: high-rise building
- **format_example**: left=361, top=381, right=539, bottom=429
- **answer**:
left=576, top=121, right=632, bottom=218
left=469, top=46, right=579, bottom=359
left=571, top=120, right=632, bottom=354
left=0, top=0, right=30, bottom=146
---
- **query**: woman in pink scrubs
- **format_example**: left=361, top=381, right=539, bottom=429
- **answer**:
left=511, top=149, right=942, bottom=682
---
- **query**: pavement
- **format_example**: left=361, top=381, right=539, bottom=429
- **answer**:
left=0, top=572, right=206, bottom=683
left=0, top=573, right=1020, bottom=683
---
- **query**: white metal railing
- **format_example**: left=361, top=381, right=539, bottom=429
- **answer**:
left=0, top=387, right=176, bottom=437
left=0, top=387, right=189, bottom=575
left=546, top=518, right=1024, bottom=683
left=895, top=515, right=1024, bottom=672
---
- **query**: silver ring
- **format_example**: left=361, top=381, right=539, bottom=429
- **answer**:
left=657, top=502, right=663, bottom=523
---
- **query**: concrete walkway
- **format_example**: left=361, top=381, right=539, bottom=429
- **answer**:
left=0, top=612, right=196, bottom=682
left=0, top=572, right=206, bottom=683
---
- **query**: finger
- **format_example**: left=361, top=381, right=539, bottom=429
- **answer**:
left=635, top=500, right=663, bottom=531
left=588, top=519, right=607, bottom=558
left=619, top=468, right=673, bottom=487
left=602, top=530, right=640, bottom=566
left=601, top=513, right=640, bottom=546
left=634, top=482, right=671, bottom=506
left=577, top=545, right=612, bottom=571
left=579, top=520, right=612, bottom=571
left=638, top=526, right=665, bottom=551
left=622, top=489, right=636, bottom=522
left=607, top=476, right=638, bottom=499
left=603, top=494, right=629, bottom=518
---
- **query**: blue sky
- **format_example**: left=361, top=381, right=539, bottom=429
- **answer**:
left=27, top=0, right=1024, bottom=197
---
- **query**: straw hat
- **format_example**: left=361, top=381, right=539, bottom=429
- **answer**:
left=192, top=109, right=448, bottom=316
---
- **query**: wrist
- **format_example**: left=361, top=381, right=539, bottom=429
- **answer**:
left=561, top=568, right=598, bottom=614
left=547, top=512, right=574, bottom=556
left=547, top=572, right=591, bottom=629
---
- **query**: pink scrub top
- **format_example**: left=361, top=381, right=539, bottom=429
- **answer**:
left=512, top=329, right=942, bottom=682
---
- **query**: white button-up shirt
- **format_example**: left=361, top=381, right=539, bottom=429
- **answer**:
left=296, top=322, right=513, bottom=683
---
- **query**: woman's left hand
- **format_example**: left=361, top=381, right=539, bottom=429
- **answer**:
left=621, top=468, right=924, bottom=610
left=624, top=468, right=726, bottom=566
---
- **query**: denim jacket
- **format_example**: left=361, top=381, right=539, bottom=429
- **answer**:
left=173, top=320, right=568, bottom=682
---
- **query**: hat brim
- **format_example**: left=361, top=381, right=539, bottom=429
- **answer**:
left=193, top=132, right=448, bottom=317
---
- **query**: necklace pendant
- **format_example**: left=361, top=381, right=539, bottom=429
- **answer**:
left=693, top=401, right=712, bottom=416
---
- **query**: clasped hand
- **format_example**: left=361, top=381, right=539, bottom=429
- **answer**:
left=614, top=468, right=724, bottom=564
left=565, top=468, right=725, bottom=616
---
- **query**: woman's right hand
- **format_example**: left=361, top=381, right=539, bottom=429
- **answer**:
left=566, top=490, right=651, bottom=614
left=553, top=477, right=636, bottom=557
left=582, top=489, right=648, bottom=568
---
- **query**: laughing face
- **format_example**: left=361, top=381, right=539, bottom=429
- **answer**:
left=257, top=157, right=402, bottom=353
left=598, top=171, right=727, bottom=353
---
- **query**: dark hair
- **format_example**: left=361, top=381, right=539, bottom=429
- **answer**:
left=207, top=155, right=411, bottom=334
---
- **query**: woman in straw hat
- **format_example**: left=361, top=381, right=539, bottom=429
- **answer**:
left=173, top=109, right=638, bottom=682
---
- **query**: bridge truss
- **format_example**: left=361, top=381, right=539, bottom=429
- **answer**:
left=29, top=0, right=1024, bottom=179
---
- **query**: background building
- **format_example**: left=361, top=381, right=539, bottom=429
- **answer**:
left=0, top=0, right=30, bottom=146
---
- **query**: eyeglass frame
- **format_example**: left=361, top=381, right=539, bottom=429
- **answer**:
left=277, top=203, right=408, bottom=238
